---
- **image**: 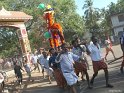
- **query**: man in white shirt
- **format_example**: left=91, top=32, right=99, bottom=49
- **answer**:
left=56, top=43, right=91, bottom=93
left=88, top=36, right=113, bottom=88
left=71, top=40, right=91, bottom=88
left=31, top=51, right=40, bottom=72
left=37, top=49, right=45, bottom=76
left=40, top=51, right=53, bottom=84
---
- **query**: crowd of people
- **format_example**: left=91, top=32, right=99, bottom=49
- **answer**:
left=1, top=33, right=124, bottom=93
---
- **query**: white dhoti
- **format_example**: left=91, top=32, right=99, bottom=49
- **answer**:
left=45, top=67, right=53, bottom=77
left=63, top=71, right=78, bottom=86
left=0, top=73, right=4, bottom=84
left=0, top=79, right=4, bottom=84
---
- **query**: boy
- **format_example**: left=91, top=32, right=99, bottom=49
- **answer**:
left=40, top=51, right=53, bottom=84
left=23, top=58, right=32, bottom=81
left=14, top=62, right=24, bottom=85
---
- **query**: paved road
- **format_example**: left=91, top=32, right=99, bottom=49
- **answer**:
left=6, top=45, right=124, bottom=93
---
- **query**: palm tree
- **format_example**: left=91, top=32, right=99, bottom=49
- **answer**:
left=83, top=0, right=100, bottom=35
left=83, top=0, right=93, bottom=25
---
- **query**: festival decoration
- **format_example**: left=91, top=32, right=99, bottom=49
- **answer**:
left=46, top=4, right=52, bottom=10
left=44, top=32, right=51, bottom=39
left=38, top=3, right=65, bottom=48
left=38, top=3, right=45, bottom=9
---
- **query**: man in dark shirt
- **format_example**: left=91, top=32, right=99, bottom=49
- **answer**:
left=49, top=49, right=60, bottom=69
left=14, top=62, right=24, bottom=84
left=120, top=32, right=124, bottom=73
left=49, top=48, right=66, bottom=88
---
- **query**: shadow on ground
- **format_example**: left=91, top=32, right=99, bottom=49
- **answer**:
left=5, top=59, right=124, bottom=93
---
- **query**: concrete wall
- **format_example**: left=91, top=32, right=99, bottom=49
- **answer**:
left=114, top=27, right=123, bottom=36
left=111, top=15, right=124, bottom=27
left=111, top=15, right=124, bottom=36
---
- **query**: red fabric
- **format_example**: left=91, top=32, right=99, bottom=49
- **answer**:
left=49, top=38, right=54, bottom=48
left=51, top=23, right=65, bottom=45
left=44, top=13, right=54, bottom=28
left=48, top=23, right=65, bottom=48
left=53, top=68, right=67, bottom=88
left=92, top=60, right=108, bottom=73
left=74, top=61, right=87, bottom=74
left=121, top=53, right=124, bottom=67
left=121, top=60, right=124, bottom=67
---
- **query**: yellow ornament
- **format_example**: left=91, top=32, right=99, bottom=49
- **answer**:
left=46, top=4, right=52, bottom=9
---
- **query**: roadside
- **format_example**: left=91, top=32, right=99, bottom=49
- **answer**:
left=3, top=45, right=124, bottom=93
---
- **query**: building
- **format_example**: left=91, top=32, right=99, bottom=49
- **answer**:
left=111, top=13, right=124, bottom=37
left=0, top=7, right=33, bottom=63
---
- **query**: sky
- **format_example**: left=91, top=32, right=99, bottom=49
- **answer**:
left=75, top=0, right=118, bottom=16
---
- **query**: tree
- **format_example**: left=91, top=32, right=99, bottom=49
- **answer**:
left=83, top=0, right=100, bottom=35
left=0, top=0, right=85, bottom=57
left=100, top=0, right=124, bottom=36
left=0, top=27, right=20, bottom=57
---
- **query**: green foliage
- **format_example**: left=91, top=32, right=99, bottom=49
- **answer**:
left=100, top=0, right=124, bottom=36
left=83, top=0, right=101, bottom=36
left=82, top=0, right=124, bottom=37
left=0, top=0, right=84, bottom=57
left=107, top=0, right=124, bottom=15
left=0, top=27, right=20, bottom=57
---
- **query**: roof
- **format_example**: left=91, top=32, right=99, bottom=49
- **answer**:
left=111, top=12, right=124, bottom=17
left=0, top=7, right=33, bottom=22
left=112, top=24, right=124, bottom=29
